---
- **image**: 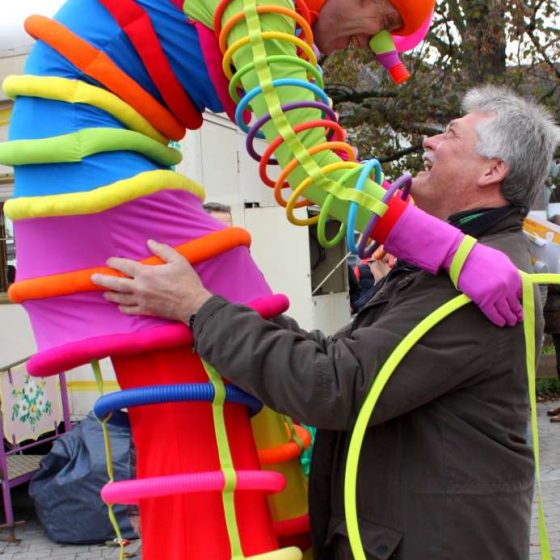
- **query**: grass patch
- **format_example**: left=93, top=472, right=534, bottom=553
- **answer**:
left=537, top=377, right=560, bottom=401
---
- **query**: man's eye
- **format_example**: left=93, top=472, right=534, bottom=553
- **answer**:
left=384, top=13, right=402, bottom=31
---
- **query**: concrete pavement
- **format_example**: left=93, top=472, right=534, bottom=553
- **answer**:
left=531, top=400, right=560, bottom=559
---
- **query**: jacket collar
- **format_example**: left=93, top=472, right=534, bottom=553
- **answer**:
left=389, top=205, right=524, bottom=277
left=447, top=205, right=522, bottom=238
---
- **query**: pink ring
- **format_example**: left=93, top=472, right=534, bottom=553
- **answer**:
left=102, top=470, right=286, bottom=505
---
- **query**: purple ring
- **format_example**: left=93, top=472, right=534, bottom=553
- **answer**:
left=357, top=173, right=412, bottom=259
left=399, top=174, right=412, bottom=202
left=245, top=100, right=338, bottom=163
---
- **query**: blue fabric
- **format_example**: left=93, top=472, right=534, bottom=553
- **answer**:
left=10, top=97, right=165, bottom=197
left=12, top=0, right=221, bottom=198
left=25, top=2, right=160, bottom=102
left=26, top=0, right=222, bottom=113
left=14, top=153, right=166, bottom=197
left=136, top=0, right=223, bottom=114
left=9, top=99, right=123, bottom=141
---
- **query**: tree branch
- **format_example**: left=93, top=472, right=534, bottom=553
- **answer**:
left=366, top=145, right=424, bottom=163
left=325, top=85, right=398, bottom=104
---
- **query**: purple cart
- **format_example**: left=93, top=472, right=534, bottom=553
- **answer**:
left=0, top=357, right=71, bottom=542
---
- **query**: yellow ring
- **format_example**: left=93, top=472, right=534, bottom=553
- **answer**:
left=3, top=75, right=168, bottom=144
left=286, top=161, right=358, bottom=226
left=247, top=547, right=302, bottom=560
left=275, top=141, right=356, bottom=213
left=222, top=32, right=317, bottom=80
left=5, top=170, right=204, bottom=220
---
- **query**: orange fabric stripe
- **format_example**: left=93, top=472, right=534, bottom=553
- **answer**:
left=257, top=424, right=311, bottom=465
left=98, top=0, right=202, bottom=130
left=24, top=15, right=184, bottom=141
left=9, top=227, right=251, bottom=303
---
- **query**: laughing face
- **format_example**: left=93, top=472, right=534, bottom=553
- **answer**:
left=411, top=112, right=507, bottom=220
left=313, top=0, right=402, bottom=55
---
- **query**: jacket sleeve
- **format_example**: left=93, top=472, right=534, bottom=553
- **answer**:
left=192, top=287, right=507, bottom=430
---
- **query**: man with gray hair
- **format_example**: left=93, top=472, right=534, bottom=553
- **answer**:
left=414, top=85, right=558, bottom=219
left=92, top=86, right=559, bottom=559
left=203, top=202, right=233, bottom=227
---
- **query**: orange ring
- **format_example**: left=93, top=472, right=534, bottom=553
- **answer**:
left=219, top=6, right=313, bottom=54
left=292, top=0, right=312, bottom=25
left=214, top=0, right=311, bottom=38
left=9, top=227, right=251, bottom=303
left=274, top=141, right=357, bottom=208
left=257, top=424, right=311, bottom=465
left=24, top=15, right=184, bottom=141
left=259, top=120, right=346, bottom=188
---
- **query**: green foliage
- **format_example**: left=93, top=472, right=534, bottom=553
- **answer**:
left=537, top=377, right=560, bottom=399
left=322, top=0, right=560, bottom=178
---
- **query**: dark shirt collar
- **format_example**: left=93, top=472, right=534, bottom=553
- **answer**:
left=447, top=205, right=518, bottom=238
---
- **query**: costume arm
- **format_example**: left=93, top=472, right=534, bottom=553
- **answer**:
left=193, top=293, right=502, bottom=430
left=186, top=0, right=392, bottom=233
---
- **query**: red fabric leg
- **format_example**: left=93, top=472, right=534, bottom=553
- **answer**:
left=113, top=346, right=278, bottom=559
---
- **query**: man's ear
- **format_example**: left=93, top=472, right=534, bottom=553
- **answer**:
left=477, top=159, right=509, bottom=188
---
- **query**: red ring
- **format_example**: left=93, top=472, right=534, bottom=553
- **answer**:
left=273, top=513, right=311, bottom=537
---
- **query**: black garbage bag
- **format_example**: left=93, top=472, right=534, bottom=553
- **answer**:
left=29, top=410, right=135, bottom=544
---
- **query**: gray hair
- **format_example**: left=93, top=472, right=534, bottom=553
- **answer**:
left=462, top=85, right=559, bottom=213
left=203, top=202, right=231, bottom=214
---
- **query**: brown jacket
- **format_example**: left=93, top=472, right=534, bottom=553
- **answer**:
left=544, top=284, right=560, bottom=334
left=193, top=210, right=542, bottom=560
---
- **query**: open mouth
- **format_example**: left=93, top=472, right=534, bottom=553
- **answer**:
left=422, top=153, right=434, bottom=172
left=349, top=35, right=368, bottom=49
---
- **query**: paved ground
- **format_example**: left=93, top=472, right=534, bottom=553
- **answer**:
left=1, top=401, right=559, bottom=559
left=531, top=400, right=560, bottom=559
left=0, top=487, right=142, bottom=560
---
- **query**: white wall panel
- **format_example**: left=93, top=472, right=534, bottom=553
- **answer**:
left=244, top=205, right=314, bottom=330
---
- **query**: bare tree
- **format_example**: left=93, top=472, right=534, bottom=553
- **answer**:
left=322, top=0, right=560, bottom=177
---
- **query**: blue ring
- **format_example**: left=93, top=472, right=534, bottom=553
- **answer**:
left=345, top=159, right=383, bottom=253
left=235, top=78, right=331, bottom=136
left=94, top=383, right=263, bottom=420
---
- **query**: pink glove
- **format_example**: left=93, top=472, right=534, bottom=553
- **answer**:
left=383, top=204, right=523, bottom=327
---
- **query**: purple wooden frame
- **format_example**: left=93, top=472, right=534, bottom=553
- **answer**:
left=0, top=357, right=72, bottom=540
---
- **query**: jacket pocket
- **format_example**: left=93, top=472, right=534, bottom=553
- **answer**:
left=324, top=517, right=402, bottom=560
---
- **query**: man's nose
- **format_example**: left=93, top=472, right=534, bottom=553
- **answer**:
left=423, top=134, right=440, bottom=150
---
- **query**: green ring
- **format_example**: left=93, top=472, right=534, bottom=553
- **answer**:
left=229, top=55, right=324, bottom=104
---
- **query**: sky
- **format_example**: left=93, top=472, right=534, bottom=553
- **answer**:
left=0, top=0, right=65, bottom=54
